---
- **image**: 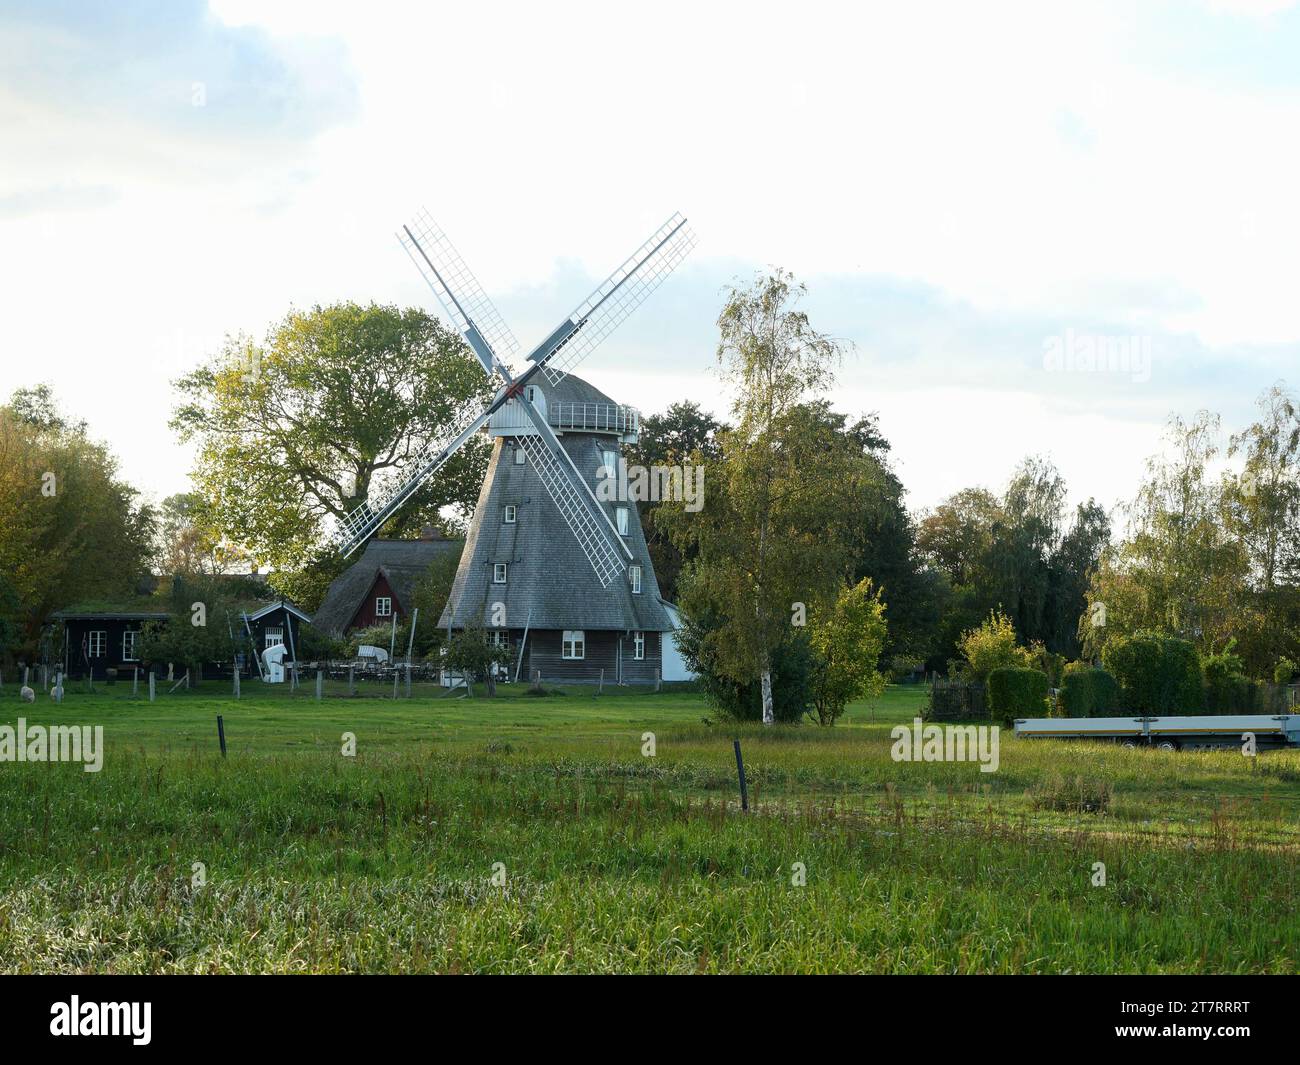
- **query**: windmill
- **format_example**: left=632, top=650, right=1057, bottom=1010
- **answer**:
left=331, top=212, right=695, bottom=588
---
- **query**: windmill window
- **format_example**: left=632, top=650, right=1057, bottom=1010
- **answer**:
left=504, top=505, right=517, bottom=524
left=633, top=631, right=645, bottom=660
left=265, top=626, right=284, bottom=649
left=616, top=507, right=629, bottom=535
left=629, top=565, right=642, bottom=594
left=514, top=446, right=526, bottom=465
left=562, top=630, right=585, bottom=660
left=493, top=563, right=508, bottom=584
left=122, top=630, right=140, bottom=662
left=602, top=449, right=616, bottom=474
left=87, top=630, right=106, bottom=658
left=375, top=597, right=392, bottom=617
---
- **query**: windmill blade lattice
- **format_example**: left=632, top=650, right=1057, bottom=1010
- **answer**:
left=398, top=211, right=521, bottom=375
left=332, top=401, right=495, bottom=557
left=514, top=429, right=628, bottom=587
left=531, top=213, right=696, bottom=386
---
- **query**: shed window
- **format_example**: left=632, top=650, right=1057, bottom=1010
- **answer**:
left=562, top=630, right=585, bottom=660
left=375, top=597, right=392, bottom=617
left=633, top=631, right=645, bottom=660
left=504, top=504, right=517, bottom=524
left=87, top=630, right=106, bottom=658
left=265, top=625, right=284, bottom=649
left=122, top=630, right=140, bottom=661
left=629, top=565, right=642, bottom=594
left=493, top=563, right=508, bottom=584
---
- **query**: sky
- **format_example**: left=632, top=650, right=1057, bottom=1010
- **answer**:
left=2, top=0, right=1298, bottom=524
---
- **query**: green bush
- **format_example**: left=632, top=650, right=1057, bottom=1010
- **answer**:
left=1102, top=631, right=1205, bottom=715
left=1273, top=657, right=1296, bottom=686
left=1058, top=663, right=1120, bottom=718
left=986, top=667, right=1050, bottom=721
left=676, top=610, right=813, bottom=723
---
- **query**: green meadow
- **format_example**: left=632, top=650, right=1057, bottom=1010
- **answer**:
left=1, top=681, right=1297, bottom=973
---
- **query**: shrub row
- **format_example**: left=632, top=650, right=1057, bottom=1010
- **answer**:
left=986, top=667, right=1050, bottom=721
left=1058, top=664, right=1120, bottom=718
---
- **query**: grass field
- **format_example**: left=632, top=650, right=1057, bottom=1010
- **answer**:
left=1, top=678, right=1298, bottom=973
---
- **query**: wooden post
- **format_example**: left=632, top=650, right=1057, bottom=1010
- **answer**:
left=392, top=670, right=399, bottom=700
left=216, top=714, right=227, bottom=758
left=316, top=669, right=323, bottom=702
left=148, top=672, right=155, bottom=702
left=22, top=666, right=28, bottom=688
left=348, top=665, right=355, bottom=697
left=233, top=664, right=241, bottom=699
left=132, top=667, right=138, bottom=696
left=598, top=668, right=604, bottom=695
left=733, top=740, right=749, bottom=812
left=405, top=663, right=412, bottom=699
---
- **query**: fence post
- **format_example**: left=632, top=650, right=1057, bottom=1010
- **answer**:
left=216, top=714, right=227, bottom=758
left=148, top=672, right=155, bottom=703
left=234, top=664, right=241, bottom=699
left=348, top=665, right=355, bottom=697
left=733, top=740, right=749, bottom=812
left=316, top=669, right=323, bottom=702
left=405, top=663, right=411, bottom=699
left=132, top=667, right=138, bottom=696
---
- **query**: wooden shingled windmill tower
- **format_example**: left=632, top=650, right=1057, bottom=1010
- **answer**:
left=331, top=211, right=696, bottom=683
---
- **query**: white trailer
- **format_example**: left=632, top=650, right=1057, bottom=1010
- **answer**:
left=1014, top=714, right=1300, bottom=751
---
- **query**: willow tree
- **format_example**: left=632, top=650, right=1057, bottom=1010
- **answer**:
left=171, top=302, right=493, bottom=572
left=663, top=270, right=857, bottom=724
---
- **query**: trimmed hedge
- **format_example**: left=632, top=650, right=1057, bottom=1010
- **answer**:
left=987, top=667, right=1050, bottom=721
left=1102, top=631, right=1206, bottom=715
left=1059, top=664, right=1120, bottom=718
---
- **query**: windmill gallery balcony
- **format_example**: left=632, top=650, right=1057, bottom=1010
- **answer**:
left=488, top=397, right=640, bottom=440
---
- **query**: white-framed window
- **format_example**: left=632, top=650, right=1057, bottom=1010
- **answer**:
left=616, top=506, right=629, bottom=535
left=602, top=449, right=616, bottom=474
left=562, top=630, right=585, bottom=660
left=375, top=597, right=392, bottom=617
left=514, top=445, right=526, bottom=465
left=122, top=630, right=140, bottom=661
left=633, top=631, right=645, bottom=660
left=493, top=563, right=508, bottom=584
left=526, top=385, right=540, bottom=406
left=265, top=625, right=284, bottom=649
left=629, top=565, right=642, bottom=594
left=489, top=630, right=510, bottom=649
left=504, top=504, right=517, bottom=524
left=87, top=630, right=106, bottom=658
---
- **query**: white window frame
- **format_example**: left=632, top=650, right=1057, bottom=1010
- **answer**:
left=616, top=506, right=629, bottom=535
left=265, top=625, right=284, bottom=649
left=514, top=446, right=526, bottom=465
left=489, top=630, right=510, bottom=649
left=493, top=563, right=508, bottom=584
left=629, top=565, right=642, bottom=594
left=602, top=449, right=617, bottom=474
left=504, top=504, right=517, bottom=524
left=375, top=597, right=392, bottom=618
left=562, top=630, right=585, bottom=660
left=88, top=630, right=106, bottom=658
left=633, top=631, right=645, bottom=660
left=121, top=629, right=140, bottom=661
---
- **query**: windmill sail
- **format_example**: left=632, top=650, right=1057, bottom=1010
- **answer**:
left=398, top=211, right=521, bottom=375
left=331, top=402, right=494, bottom=557
left=527, top=213, right=695, bottom=385
left=512, top=395, right=632, bottom=587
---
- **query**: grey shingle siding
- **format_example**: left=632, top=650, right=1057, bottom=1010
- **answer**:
left=439, top=374, right=672, bottom=634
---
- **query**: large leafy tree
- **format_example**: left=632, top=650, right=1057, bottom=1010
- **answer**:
left=171, top=302, right=493, bottom=571
left=0, top=388, right=155, bottom=652
left=661, top=270, right=856, bottom=724
left=1084, top=412, right=1248, bottom=659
